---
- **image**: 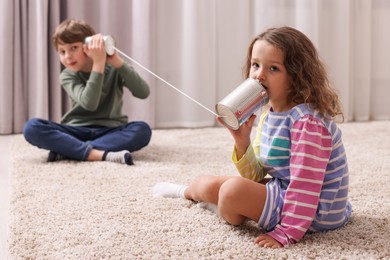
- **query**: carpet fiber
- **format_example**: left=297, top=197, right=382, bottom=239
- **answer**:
left=8, top=122, right=390, bottom=259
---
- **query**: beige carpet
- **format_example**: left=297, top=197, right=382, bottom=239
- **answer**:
left=8, top=122, right=390, bottom=259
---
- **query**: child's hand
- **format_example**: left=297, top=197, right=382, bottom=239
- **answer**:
left=254, top=234, right=283, bottom=249
left=84, top=34, right=106, bottom=61
left=84, top=34, right=107, bottom=73
left=216, top=114, right=256, bottom=137
left=217, top=114, right=256, bottom=160
left=106, top=51, right=124, bottom=68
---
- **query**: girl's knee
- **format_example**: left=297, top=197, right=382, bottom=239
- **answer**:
left=218, top=177, right=245, bottom=202
left=218, top=177, right=247, bottom=225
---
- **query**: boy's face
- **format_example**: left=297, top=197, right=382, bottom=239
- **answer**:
left=57, top=42, right=91, bottom=73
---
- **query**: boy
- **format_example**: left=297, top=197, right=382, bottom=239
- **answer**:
left=23, top=19, right=152, bottom=165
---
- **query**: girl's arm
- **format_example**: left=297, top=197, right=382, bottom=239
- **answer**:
left=267, top=116, right=332, bottom=246
left=229, top=112, right=268, bottom=182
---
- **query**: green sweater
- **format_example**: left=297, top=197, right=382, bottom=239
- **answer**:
left=60, top=63, right=150, bottom=127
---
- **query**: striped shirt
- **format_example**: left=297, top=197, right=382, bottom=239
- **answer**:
left=233, top=103, right=351, bottom=246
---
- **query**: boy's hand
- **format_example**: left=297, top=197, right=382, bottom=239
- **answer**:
left=83, top=34, right=106, bottom=73
left=106, top=51, right=124, bottom=69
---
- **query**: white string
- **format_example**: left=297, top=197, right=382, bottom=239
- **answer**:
left=114, top=47, right=220, bottom=117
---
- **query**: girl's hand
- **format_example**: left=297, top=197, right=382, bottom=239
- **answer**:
left=254, top=234, right=283, bottom=249
left=216, top=114, right=256, bottom=160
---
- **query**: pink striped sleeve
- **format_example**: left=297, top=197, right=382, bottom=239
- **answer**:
left=267, top=116, right=332, bottom=246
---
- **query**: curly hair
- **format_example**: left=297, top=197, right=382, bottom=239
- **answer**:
left=243, top=26, right=344, bottom=122
left=52, top=19, right=95, bottom=50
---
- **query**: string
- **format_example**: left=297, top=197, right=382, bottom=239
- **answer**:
left=114, top=47, right=220, bottom=117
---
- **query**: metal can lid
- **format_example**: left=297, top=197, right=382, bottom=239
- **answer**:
left=104, top=35, right=115, bottom=56
left=215, top=103, right=240, bottom=130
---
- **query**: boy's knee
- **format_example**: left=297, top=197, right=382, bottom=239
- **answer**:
left=134, top=121, right=152, bottom=144
left=23, top=118, right=45, bottom=143
left=23, top=118, right=37, bottom=137
left=139, top=121, right=152, bottom=139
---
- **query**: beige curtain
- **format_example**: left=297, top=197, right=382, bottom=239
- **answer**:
left=0, top=0, right=62, bottom=134
left=1, top=0, right=389, bottom=134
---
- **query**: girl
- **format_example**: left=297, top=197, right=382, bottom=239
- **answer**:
left=153, top=26, right=351, bottom=248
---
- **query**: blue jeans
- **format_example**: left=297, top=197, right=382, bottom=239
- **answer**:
left=23, top=118, right=152, bottom=161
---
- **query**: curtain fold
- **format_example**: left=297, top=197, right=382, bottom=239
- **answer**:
left=47, top=0, right=64, bottom=122
left=0, top=0, right=17, bottom=134
left=1, top=0, right=389, bottom=134
left=370, top=0, right=390, bottom=120
left=12, top=0, right=27, bottom=132
left=353, top=0, right=372, bottom=121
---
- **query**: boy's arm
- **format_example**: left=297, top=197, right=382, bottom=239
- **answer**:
left=117, top=62, right=150, bottom=99
left=60, top=70, right=104, bottom=111
left=106, top=49, right=149, bottom=99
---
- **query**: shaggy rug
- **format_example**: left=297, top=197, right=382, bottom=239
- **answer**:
left=8, top=121, right=390, bottom=259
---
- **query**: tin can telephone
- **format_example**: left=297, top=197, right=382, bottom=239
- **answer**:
left=88, top=35, right=269, bottom=128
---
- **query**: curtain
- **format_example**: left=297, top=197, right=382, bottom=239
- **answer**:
left=0, top=0, right=62, bottom=134
left=1, top=0, right=389, bottom=134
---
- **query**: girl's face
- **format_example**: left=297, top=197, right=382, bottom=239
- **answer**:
left=57, top=42, right=92, bottom=73
left=249, top=40, right=294, bottom=112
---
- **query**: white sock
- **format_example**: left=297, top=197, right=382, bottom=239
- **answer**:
left=152, top=182, right=188, bottom=199
left=197, top=202, right=219, bottom=216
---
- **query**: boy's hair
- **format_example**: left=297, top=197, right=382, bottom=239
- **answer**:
left=243, top=26, right=344, bottom=121
left=52, top=19, right=95, bottom=50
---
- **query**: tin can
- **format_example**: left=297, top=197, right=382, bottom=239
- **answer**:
left=215, top=78, right=269, bottom=130
left=84, top=35, right=116, bottom=56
